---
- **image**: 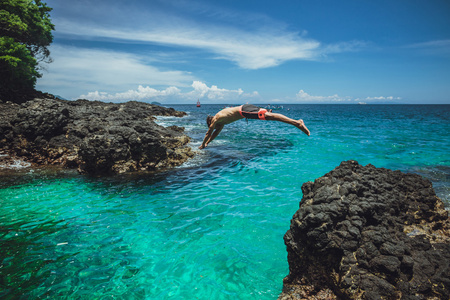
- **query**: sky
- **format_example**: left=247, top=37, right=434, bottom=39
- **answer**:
left=35, top=0, right=450, bottom=104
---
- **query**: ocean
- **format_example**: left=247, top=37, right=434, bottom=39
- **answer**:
left=1, top=104, right=449, bottom=299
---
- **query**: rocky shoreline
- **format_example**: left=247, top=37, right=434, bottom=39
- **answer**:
left=280, top=161, right=449, bottom=300
left=0, top=95, right=194, bottom=175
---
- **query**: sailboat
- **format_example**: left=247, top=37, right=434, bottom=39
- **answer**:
left=196, top=99, right=201, bottom=107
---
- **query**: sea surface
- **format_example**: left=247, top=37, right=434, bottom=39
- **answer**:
left=1, top=104, right=449, bottom=299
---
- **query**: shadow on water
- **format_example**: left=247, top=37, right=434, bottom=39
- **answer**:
left=0, top=166, right=80, bottom=189
left=74, top=122, right=296, bottom=193
left=0, top=219, right=73, bottom=299
left=407, top=165, right=450, bottom=208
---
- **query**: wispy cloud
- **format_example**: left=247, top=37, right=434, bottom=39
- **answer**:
left=295, top=90, right=402, bottom=103
left=50, top=1, right=363, bottom=70
left=405, top=39, right=450, bottom=56
left=364, top=96, right=401, bottom=101
left=55, top=21, right=321, bottom=69
left=40, top=1, right=373, bottom=103
left=36, top=45, right=196, bottom=99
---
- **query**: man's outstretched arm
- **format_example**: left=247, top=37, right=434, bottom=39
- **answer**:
left=205, top=125, right=223, bottom=145
left=199, top=123, right=216, bottom=149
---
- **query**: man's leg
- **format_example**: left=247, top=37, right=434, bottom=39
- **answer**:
left=264, top=112, right=310, bottom=136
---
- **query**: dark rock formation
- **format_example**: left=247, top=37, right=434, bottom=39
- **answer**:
left=280, top=161, right=449, bottom=300
left=0, top=97, right=194, bottom=175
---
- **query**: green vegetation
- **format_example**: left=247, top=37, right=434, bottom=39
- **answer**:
left=0, top=0, right=54, bottom=101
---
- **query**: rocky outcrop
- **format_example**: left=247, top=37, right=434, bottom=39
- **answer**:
left=280, top=161, right=449, bottom=300
left=0, top=97, right=194, bottom=175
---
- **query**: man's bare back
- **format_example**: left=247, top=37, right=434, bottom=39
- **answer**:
left=210, top=106, right=244, bottom=125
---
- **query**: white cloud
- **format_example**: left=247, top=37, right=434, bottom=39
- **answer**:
left=55, top=20, right=321, bottom=70
left=296, top=90, right=348, bottom=102
left=405, top=39, right=450, bottom=56
left=295, top=90, right=402, bottom=103
left=186, top=81, right=244, bottom=100
left=80, top=86, right=181, bottom=102
left=36, top=44, right=260, bottom=103
left=37, top=2, right=369, bottom=102
left=365, top=96, right=401, bottom=101
left=49, top=0, right=364, bottom=70
left=78, top=81, right=260, bottom=103
left=36, top=45, right=196, bottom=99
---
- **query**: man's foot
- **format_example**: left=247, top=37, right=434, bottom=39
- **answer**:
left=296, top=119, right=310, bottom=136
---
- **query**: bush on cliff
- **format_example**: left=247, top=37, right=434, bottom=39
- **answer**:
left=0, top=0, right=54, bottom=102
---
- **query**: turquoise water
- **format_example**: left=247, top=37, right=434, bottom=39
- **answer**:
left=1, top=104, right=449, bottom=299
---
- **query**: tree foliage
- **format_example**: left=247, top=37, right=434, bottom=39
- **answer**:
left=0, top=0, right=54, bottom=101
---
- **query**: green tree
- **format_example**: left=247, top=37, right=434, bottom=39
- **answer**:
left=0, top=0, right=54, bottom=102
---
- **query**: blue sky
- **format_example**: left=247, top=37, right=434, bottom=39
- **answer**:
left=36, top=0, right=450, bottom=104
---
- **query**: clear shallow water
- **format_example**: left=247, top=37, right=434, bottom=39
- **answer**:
left=1, top=104, right=449, bottom=299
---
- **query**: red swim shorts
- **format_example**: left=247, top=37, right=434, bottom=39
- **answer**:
left=239, top=104, right=267, bottom=120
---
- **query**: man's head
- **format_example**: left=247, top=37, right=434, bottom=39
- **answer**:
left=206, top=115, right=213, bottom=127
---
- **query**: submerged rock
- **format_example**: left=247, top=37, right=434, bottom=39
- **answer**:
left=280, top=160, right=449, bottom=300
left=0, top=97, right=194, bottom=175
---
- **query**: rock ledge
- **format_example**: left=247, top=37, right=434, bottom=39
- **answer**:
left=280, top=160, right=449, bottom=300
left=0, top=97, right=194, bottom=175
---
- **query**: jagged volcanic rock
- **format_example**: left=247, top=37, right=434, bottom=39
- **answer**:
left=280, top=160, right=449, bottom=300
left=0, top=97, right=194, bottom=175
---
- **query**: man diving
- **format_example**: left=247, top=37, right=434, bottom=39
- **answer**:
left=199, top=104, right=310, bottom=149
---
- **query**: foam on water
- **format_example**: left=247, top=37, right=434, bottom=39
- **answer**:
left=0, top=104, right=449, bottom=299
left=0, top=154, right=32, bottom=169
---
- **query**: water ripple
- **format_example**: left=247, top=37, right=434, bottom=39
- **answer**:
left=1, top=104, right=448, bottom=299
